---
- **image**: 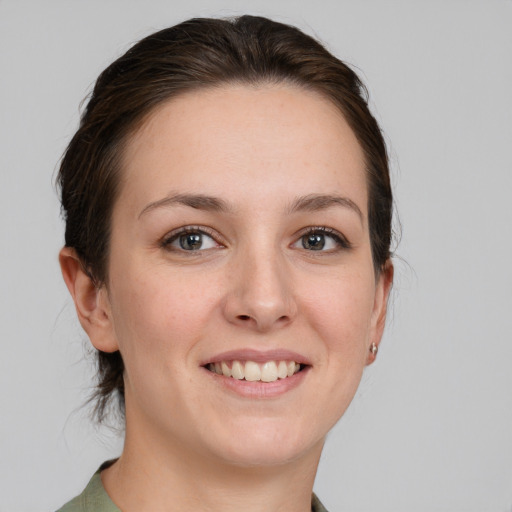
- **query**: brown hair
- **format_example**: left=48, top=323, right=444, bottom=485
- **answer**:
left=57, top=15, right=393, bottom=422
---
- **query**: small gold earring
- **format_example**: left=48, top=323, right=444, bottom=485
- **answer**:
left=370, top=343, right=378, bottom=356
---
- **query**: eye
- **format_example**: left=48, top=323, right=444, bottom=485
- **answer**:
left=162, top=227, right=220, bottom=252
left=292, top=227, right=350, bottom=252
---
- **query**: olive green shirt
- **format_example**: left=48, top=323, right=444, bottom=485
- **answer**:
left=57, top=467, right=328, bottom=512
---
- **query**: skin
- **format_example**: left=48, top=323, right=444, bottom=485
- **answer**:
left=60, top=84, right=393, bottom=512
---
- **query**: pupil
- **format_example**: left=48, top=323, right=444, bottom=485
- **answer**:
left=180, top=233, right=202, bottom=250
left=303, top=233, right=325, bottom=250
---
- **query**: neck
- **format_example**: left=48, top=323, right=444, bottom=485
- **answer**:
left=102, top=413, right=323, bottom=512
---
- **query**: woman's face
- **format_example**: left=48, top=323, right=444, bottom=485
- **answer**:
left=94, top=84, right=391, bottom=466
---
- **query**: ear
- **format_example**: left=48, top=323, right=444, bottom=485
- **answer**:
left=59, top=247, right=119, bottom=353
left=366, top=259, right=394, bottom=365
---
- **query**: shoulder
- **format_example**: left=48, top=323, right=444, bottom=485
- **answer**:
left=56, top=469, right=120, bottom=512
left=312, top=493, right=329, bottom=512
left=57, top=466, right=326, bottom=512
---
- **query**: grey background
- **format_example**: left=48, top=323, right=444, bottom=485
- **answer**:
left=1, top=1, right=511, bottom=511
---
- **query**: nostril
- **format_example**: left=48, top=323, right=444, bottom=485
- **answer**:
left=238, top=315, right=251, bottom=321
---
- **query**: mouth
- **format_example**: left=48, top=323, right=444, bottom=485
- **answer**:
left=204, top=360, right=306, bottom=383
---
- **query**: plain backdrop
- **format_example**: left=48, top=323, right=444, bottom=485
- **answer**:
left=1, top=1, right=511, bottom=511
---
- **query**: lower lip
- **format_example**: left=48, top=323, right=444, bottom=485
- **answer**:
left=203, top=366, right=310, bottom=399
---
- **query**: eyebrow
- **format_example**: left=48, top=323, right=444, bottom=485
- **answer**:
left=138, top=192, right=363, bottom=221
left=138, top=193, right=232, bottom=219
left=287, top=194, right=363, bottom=221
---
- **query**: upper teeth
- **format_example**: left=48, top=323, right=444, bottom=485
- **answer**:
left=207, top=360, right=301, bottom=382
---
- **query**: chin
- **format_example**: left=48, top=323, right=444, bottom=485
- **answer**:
left=204, top=418, right=325, bottom=468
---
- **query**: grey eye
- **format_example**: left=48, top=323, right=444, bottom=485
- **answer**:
left=179, top=233, right=203, bottom=250
left=166, top=231, right=218, bottom=251
left=302, top=233, right=326, bottom=250
left=292, top=230, right=342, bottom=251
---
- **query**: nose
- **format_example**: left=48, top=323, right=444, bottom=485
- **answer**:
left=222, top=247, right=297, bottom=333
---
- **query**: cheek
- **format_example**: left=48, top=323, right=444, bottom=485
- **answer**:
left=300, top=271, right=375, bottom=356
left=108, top=264, right=221, bottom=367
left=284, top=270, right=376, bottom=432
left=305, top=272, right=376, bottom=413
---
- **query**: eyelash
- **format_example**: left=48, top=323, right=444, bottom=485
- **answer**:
left=295, top=226, right=352, bottom=251
left=160, top=226, right=222, bottom=252
left=160, top=225, right=351, bottom=253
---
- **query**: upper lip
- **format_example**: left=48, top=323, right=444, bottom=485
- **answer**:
left=200, top=349, right=311, bottom=366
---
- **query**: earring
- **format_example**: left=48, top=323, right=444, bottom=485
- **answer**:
left=369, top=343, right=378, bottom=356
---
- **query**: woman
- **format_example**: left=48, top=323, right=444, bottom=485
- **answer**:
left=57, top=15, right=394, bottom=512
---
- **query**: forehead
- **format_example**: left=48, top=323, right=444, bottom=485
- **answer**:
left=119, top=83, right=367, bottom=216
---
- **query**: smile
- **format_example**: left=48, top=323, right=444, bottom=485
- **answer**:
left=206, top=360, right=303, bottom=382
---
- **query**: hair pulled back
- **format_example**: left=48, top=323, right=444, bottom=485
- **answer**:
left=58, top=15, right=393, bottom=421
